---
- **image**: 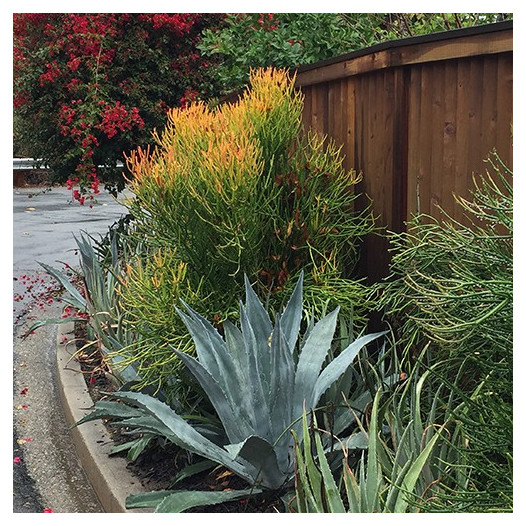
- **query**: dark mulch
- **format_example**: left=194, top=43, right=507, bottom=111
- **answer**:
left=74, top=323, right=287, bottom=513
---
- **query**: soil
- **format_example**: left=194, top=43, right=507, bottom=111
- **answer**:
left=73, top=323, right=287, bottom=513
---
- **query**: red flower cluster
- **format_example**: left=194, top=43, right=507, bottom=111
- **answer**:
left=257, top=13, right=278, bottom=30
left=39, top=61, right=61, bottom=86
left=14, top=13, right=224, bottom=203
left=99, top=101, right=144, bottom=139
left=180, top=88, right=199, bottom=108
left=138, top=13, right=198, bottom=35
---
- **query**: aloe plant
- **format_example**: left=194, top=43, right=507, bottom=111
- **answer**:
left=77, top=272, right=385, bottom=510
left=292, top=388, right=449, bottom=513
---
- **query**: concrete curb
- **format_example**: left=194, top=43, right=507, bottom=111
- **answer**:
left=56, top=321, right=148, bottom=513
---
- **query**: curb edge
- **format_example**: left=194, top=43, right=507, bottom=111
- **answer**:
left=56, top=321, right=147, bottom=513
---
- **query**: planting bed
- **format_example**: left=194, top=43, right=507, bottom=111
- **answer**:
left=74, top=322, right=286, bottom=513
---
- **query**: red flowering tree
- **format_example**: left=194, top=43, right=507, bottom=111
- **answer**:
left=13, top=13, right=224, bottom=203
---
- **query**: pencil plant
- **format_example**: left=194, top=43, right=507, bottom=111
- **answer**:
left=113, top=67, right=374, bottom=398
left=376, top=151, right=513, bottom=511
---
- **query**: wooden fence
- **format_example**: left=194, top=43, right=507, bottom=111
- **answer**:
left=296, top=21, right=513, bottom=282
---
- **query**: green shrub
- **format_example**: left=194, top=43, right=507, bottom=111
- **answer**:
left=376, top=152, right=513, bottom=511
left=117, top=67, right=375, bottom=398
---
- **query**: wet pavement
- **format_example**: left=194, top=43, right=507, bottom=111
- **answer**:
left=12, top=186, right=131, bottom=513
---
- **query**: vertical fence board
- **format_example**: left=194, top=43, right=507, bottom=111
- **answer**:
left=481, top=55, right=499, bottom=158
left=442, top=59, right=459, bottom=220
left=495, top=53, right=513, bottom=167
left=416, top=65, right=434, bottom=217
left=453, top=58, right=472, bottom=221
left=301, top=85, right=313, bottom=132
left=391, top=67, right=409, bottom=233
left=430, top=62, right=446, bottom=216
left=342, top=78, right=356, bottom=172
left=406, top=65, right=422, bottom=219
left=296, top=22, right=512, bottom=281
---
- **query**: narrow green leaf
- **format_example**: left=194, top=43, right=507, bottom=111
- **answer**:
left=292, top=413, right=324, bottom=512
left=311, top=418, right=346, bottom=512
left=393, top=428, right=443, bottom=513
left=38, top=261, right=87, bottom=309
left=25, top=316, right=78, bottom=337
left=154, top=488, right=262, bottom=513
left=171, top=459, right=218, bottom=485
left=109, top=435, right=152, bottom=461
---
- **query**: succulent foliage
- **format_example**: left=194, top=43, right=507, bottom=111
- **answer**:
left=77, top=272, right=385, bottom=510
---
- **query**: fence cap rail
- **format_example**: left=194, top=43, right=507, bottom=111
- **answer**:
left=295, top=20, right=512, bottom=86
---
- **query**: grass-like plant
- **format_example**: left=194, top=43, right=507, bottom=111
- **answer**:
left=29, top=231, right=138, bottom=385
left=292, top=361, right=469, bottom=513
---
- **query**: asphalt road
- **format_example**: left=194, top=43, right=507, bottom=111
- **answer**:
left=13, top=187, right=133, bottom=328
left=12, top=186, right=131, bottom=513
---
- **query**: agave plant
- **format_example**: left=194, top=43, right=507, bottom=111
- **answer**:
left=78, top=272, right=385, bottom=511
left=30, top=231, right=138, bottom=384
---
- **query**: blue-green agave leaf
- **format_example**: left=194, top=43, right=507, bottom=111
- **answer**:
left=92, top=391, right=255, bottom=483
left=280, top=271, right=304, bottom=351
left=222, top=320, right=249, bottom=379
left=293, top=306, right=340, bottom=412
left=310, top=331, right=387, bottom=410
left=75, top=400, right=145, bottom=425
left=268, top=315, right=295, bottom=447
left=125, top=490, right=175, bottom=509
left=174, top=349, right=251, bottom=444
left=128, top=488, right=262, bottom=513
left=243, top=274, right=273, bottom=382
left=226, top=435, right=288, bottom=489
left=175, top=304, right=228, bottom=380
left=239, top=305, right=272, bottom=439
